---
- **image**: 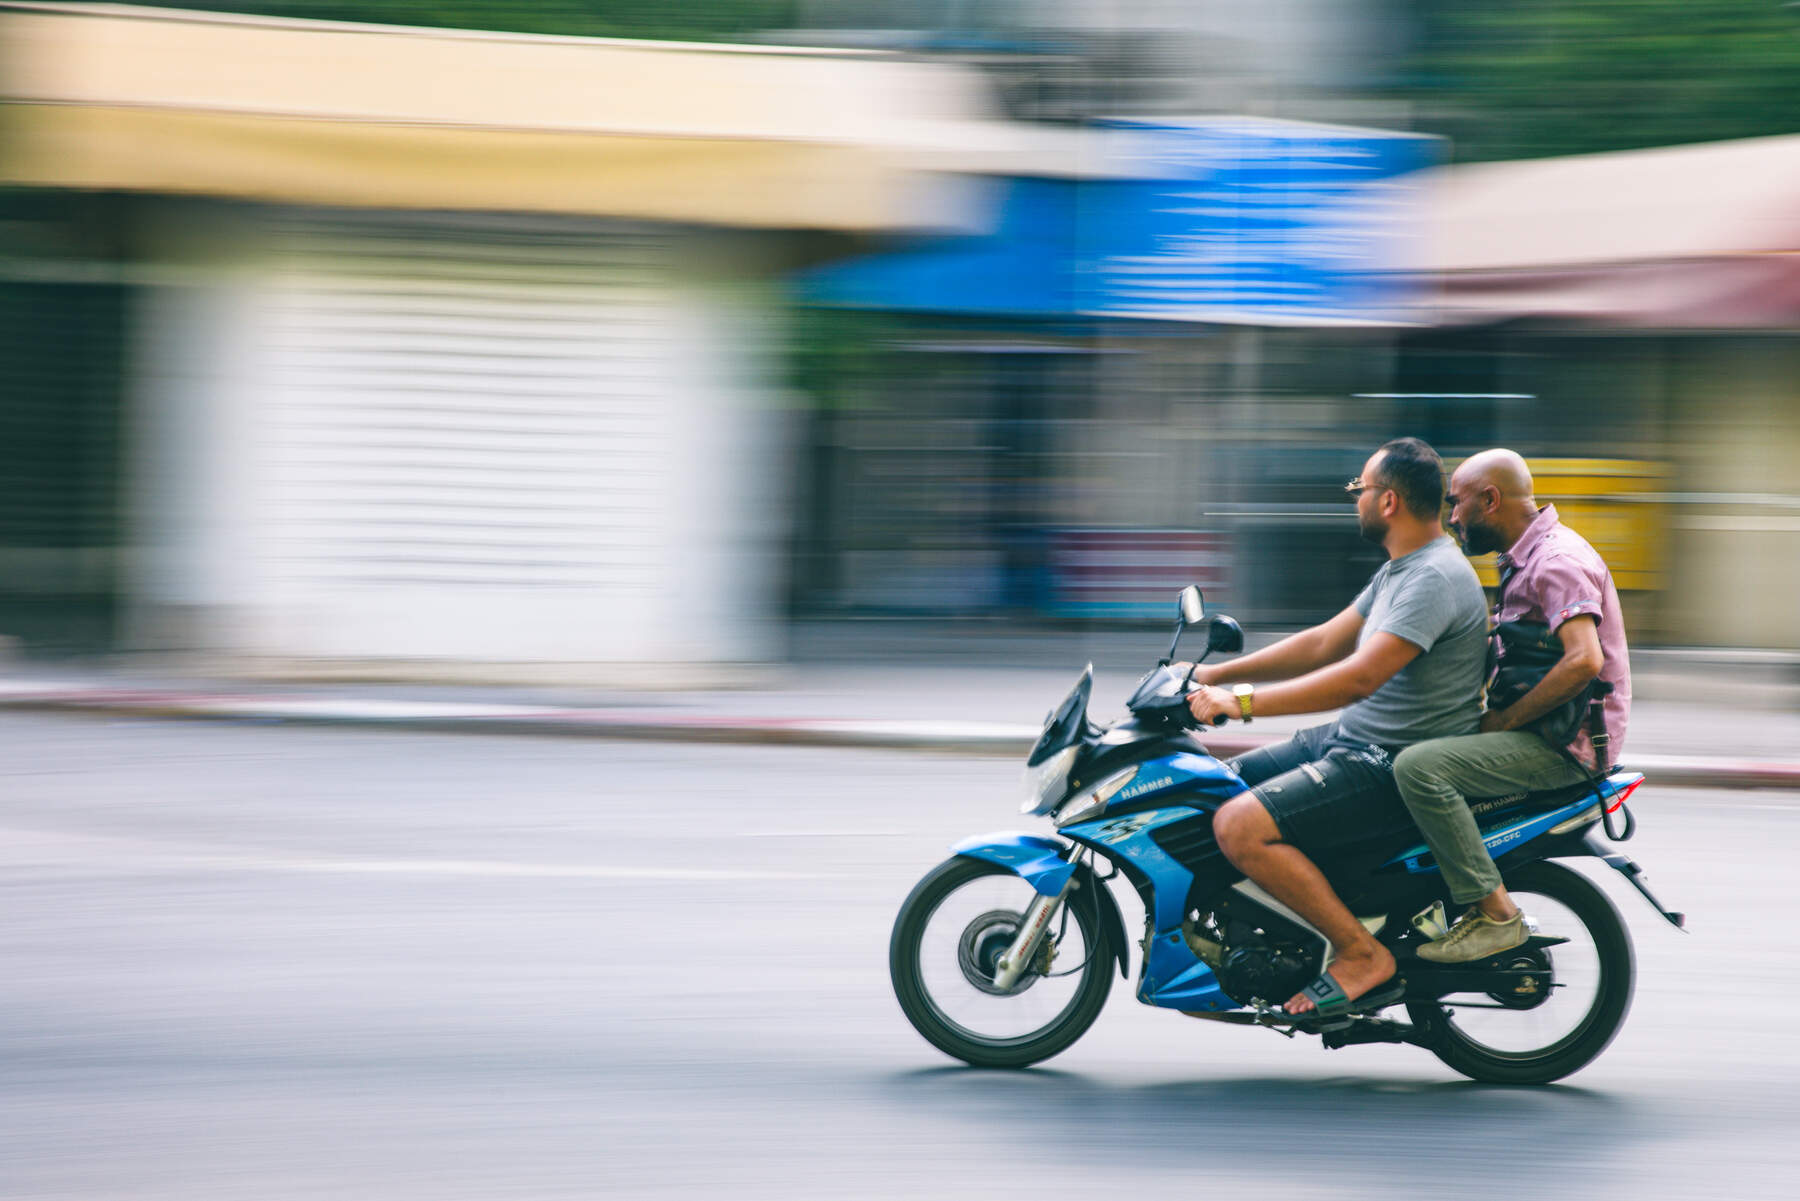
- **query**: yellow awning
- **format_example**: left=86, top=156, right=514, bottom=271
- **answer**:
left=0, top=3, right=1004, bottom=230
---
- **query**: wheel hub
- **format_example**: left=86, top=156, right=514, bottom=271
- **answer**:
left=958, top=909, right=1039, bottom=996
left=1487, top=948, right=1554, bottom=1010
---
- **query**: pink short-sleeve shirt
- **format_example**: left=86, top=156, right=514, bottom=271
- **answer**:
left=1495, top=504, right=1632, bottom=769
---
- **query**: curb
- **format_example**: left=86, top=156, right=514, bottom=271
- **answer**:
left=1, top=682, right=1796, bottom=791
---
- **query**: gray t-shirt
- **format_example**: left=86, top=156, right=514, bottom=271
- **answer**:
left=1336, top=535, right=1488, bottom=749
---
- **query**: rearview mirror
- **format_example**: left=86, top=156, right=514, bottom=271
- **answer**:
left=1207, top=615, right=1244, bottom=655
left=1162, top=586, right=1209, bottom=666
left=1177, top=586, right=1205, bottom=626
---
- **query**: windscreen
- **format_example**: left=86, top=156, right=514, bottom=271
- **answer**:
left=1026, top=665, right=1092, bottom=766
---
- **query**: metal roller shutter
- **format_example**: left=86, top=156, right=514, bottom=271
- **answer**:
left=250, top=211, right=680, bottom=663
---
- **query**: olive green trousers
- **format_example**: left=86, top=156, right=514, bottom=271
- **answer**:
left=1392, top=732, right=1588, bottom=906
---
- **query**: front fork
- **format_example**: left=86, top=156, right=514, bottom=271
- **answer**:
left=992, top=849, right=1087, bottom=991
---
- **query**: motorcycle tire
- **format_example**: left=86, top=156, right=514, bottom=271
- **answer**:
left=890, top=856, right=1113, bottom=1069
left=1408, top=859, right=1635, bottom=1085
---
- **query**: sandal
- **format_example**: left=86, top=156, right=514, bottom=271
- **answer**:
left=1289, top=970, right=1405, bottom=1020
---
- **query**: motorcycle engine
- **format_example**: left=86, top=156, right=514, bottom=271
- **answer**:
left=1218, top=945, right=1316, bottom=1007
left=1210, top=906, right=1325, bottom=1007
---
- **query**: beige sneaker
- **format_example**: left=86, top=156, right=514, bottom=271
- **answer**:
left=1416, top=908, right=1529, bottom=964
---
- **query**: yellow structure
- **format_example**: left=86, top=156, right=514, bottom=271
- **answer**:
left=1456, top=459, right=1668, bottom=593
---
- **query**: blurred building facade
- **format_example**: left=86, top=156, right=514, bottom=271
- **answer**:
left=1, top=2, right=1797, bottom=676
left=789, top=115, right=1443, bottom=627
left=780, top=1, right=1408, bottom=117
left=0, top=2, right=1009, bottom=675
left=778, top=42, right=1800, bottom=651
left=1411, top=135, right=1800, bottom=649
left=772, top=2, right=1800, bottom=653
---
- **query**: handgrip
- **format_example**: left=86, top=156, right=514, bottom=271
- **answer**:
left=1211, top=714, right=1229, bottom=726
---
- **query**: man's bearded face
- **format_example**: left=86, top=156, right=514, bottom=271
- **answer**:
left=1358, top=504, right=1389, bottom=546
left=1447, top=483, right=1503, bottom=556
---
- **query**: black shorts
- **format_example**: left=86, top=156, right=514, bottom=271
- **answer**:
left=1226, top=722, right=1410, bottom=853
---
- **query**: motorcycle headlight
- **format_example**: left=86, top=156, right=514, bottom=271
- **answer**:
left=1018, top=745, right=1080, bottom=815
left=1053, top=767, right=1138, bottom=828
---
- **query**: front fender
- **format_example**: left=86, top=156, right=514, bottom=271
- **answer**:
left=951, top=831, right=1077, bottom=895
left=950, top=831, right=1129, bottom=979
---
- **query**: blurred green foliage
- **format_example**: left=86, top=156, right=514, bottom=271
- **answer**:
left=1403, top=0, right=1800, bottom=161
left=153, top=1, right=802, bottom=42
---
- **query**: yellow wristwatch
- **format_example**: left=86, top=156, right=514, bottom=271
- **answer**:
left=1231, top=683, right=1255, bottom=722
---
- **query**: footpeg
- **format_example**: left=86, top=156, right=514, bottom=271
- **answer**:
left=1411, top=900, right=1450, bottom=941
left=1321, top=1018, right=1416, bottom=1049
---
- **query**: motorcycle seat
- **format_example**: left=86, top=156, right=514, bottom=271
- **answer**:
left=1466, top=766, right=1623, bottom=819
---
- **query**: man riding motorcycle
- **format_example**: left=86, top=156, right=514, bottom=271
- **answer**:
left=1185, top=437, right=1488, bottom=1017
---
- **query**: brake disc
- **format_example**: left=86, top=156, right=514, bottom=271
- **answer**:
left=958, top=909, right=1038, bottom=996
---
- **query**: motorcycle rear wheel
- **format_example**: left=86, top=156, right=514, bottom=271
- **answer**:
left=890, top=856, right=1112, bottom=1069
left=1408, top=860, right=1634, bottom=1085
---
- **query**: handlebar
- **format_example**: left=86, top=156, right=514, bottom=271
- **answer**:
left=1128, top=665, right=1234, bottom=729
left=1160, top=691, right=1230, bottom=728
left=1176, top=688, right=1231, bottom=727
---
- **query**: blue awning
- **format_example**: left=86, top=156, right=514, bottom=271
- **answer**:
left=798, top=178, right=1080, bottom=317
left=799, top=117, right=1442, bottom=325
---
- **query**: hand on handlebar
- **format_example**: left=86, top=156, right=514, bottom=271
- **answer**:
left=1185, top=684, right=1238, bottom=728
left=1171, top=661, right=1222, bottom=689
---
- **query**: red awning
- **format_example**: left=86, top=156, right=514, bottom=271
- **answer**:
left=1416, top=133, right=1800, bottom=327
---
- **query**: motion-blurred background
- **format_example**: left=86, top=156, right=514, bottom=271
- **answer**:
left=7, top=10, right=1800, bottom=1198
left=2, top=0, right=1797, bottom=676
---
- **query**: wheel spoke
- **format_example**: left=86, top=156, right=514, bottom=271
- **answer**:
left=1412, top=861, right=1634, bottom=1085
left=892, top=857, right=1112, bottom=1066
left=915, top=876, right=1091, bottom=1043
left=1437, top=890, right=1598, bottom=1054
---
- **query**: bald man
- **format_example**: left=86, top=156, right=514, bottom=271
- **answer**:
left=1394, top=450, right=1632, bottom=963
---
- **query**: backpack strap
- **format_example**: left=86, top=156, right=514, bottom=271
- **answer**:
left=1555, top=683, right=1632, bottom=841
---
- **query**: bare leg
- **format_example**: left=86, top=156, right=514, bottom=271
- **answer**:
left=1213, top=795, right=1397, bottom=1015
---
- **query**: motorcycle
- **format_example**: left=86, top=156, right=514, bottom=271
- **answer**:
left=889, top=586, right=1684, bottom=1084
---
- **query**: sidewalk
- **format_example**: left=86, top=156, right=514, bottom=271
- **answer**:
left=1, top=641, right=1797, bottom=790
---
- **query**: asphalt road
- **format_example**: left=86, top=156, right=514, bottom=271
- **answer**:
left=0, top=714, right=1794, bottom=1199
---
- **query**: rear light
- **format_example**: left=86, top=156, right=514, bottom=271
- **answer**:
left=1604, top=777, right=1642, bottom=813
left=1550, top=775, right=1643, bottom=835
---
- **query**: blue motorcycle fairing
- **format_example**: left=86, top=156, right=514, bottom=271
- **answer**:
left=1061, top=802, right=1235, bottom=1012
left=1142, top=927, right=1236, bottom=1012
left=948, top=832, right=1130, bottom=979
left=1382, top=772, right=1645, bottom=874
left=950, top=831, right=1079, bottom=897
left=1102, top=752, right=1245, bottom=811
left=1063, top=805, right=1203, bottom=931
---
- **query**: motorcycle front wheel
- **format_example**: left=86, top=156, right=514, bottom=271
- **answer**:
left=1408, top=859, right=1635, bottom=1085
left=890, top=856, right=1112, bottom=1069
